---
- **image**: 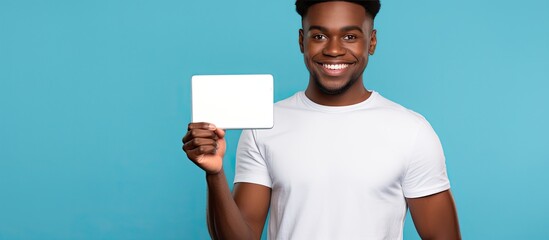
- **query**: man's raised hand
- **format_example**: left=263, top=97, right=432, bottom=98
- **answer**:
left=182, top=123, right=226, bottom=175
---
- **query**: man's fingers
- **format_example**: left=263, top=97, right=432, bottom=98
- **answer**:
left=182, top=123, right=224, bottom=162
left=183, top=138, right=217, bottom=151
left=182, top=131, right=191, bottom=143
left=182, top=129, right=218, bottom=143
left=188, top=122, right=216, bottom=131
left=184, top=145, right=217, bottom=161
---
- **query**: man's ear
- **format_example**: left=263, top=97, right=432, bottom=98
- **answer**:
left=369, top=29, right=377, bottom=55
left=299, top=29, right=304, bottom=53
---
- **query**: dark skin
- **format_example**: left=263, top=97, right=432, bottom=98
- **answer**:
left=183, top=2, right=461, bottom=239
left=300, top=1, right=376, bottom=106
left=183, top=123, right=270, bottom=240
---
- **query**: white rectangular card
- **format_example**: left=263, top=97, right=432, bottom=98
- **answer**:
left=191, top=74, right=274, bottom=129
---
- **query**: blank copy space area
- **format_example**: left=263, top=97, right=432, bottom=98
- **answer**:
left=191, top=75, right=273, bottom=129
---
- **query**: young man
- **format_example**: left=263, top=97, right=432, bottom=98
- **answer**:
left=183, top=1, right=461, bottom=239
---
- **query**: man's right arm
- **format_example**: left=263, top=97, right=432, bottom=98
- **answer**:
left=207, top=172, right=271, bottom=240
left=183, top=123, right=271, bottom=240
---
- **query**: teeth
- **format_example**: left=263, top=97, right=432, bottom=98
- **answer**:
left=323, top=63, right=349, bottom=70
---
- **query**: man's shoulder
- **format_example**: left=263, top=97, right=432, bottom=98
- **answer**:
left=270, top=92, right=312, bottom=114
left=274, top=92, right=302, bottom=108
left=372, top=92, right=427, bottom=120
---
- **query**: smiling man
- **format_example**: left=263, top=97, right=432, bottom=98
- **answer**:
left=183, top=1, right=461, bottom=239
left=300, top=1, right=375, bottom=105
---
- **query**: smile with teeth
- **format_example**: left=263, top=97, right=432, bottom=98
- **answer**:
left=322, top=63, right=350, bottom=70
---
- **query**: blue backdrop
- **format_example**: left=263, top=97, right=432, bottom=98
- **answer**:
left=1, top=0, right=548, bottom=239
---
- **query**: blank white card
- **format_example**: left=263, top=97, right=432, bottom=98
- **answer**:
left=191, top=74, right=273, bottom=129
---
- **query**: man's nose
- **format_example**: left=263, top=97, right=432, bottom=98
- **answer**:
left=322, top=39, right=346, bottom=57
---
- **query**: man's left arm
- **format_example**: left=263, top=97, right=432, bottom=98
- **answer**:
left=407, top=190, right=461, bottom=240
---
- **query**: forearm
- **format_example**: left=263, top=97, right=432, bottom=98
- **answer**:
left=206, top=170, right=256, bottom=240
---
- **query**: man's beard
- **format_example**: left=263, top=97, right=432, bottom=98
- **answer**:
left=311, top=73, right=360, bottom=95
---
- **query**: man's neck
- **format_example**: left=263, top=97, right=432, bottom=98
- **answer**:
left=304, top=83, right=372, bottom=107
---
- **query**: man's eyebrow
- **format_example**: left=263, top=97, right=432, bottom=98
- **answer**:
left=308, top=25, right=364, bottom=33
left=341, top=26, right=363, bottom=33
left=308, top=25, right=328, bottom=32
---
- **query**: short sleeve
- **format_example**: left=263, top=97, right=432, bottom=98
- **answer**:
left=402, top=121, right=451, bottom=198
left=234, top=129, right=272, bottom=188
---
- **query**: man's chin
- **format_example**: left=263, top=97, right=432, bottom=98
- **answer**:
left=311, top=72, right=358, bottom=95
left=316, top=81, right=350, bottom=95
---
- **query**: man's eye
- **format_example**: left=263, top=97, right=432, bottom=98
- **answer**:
left=312, top=34, right=326, bottom=40
left=343, top=35, right=357, bottom=40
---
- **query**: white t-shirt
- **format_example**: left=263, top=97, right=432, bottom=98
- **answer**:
left=235, top=91, right=450, bottom=240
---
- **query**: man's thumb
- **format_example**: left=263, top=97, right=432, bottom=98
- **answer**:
left=215, top=128, right=225, bottom=139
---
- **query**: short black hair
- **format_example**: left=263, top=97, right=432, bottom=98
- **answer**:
left=295, top=0, right=381, bottom=20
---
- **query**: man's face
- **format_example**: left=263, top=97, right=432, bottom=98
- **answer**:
left=299, top=1, right=377, bottom=95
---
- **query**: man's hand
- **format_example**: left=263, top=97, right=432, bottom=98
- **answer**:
left=182, top=122, right=226, bottom=175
